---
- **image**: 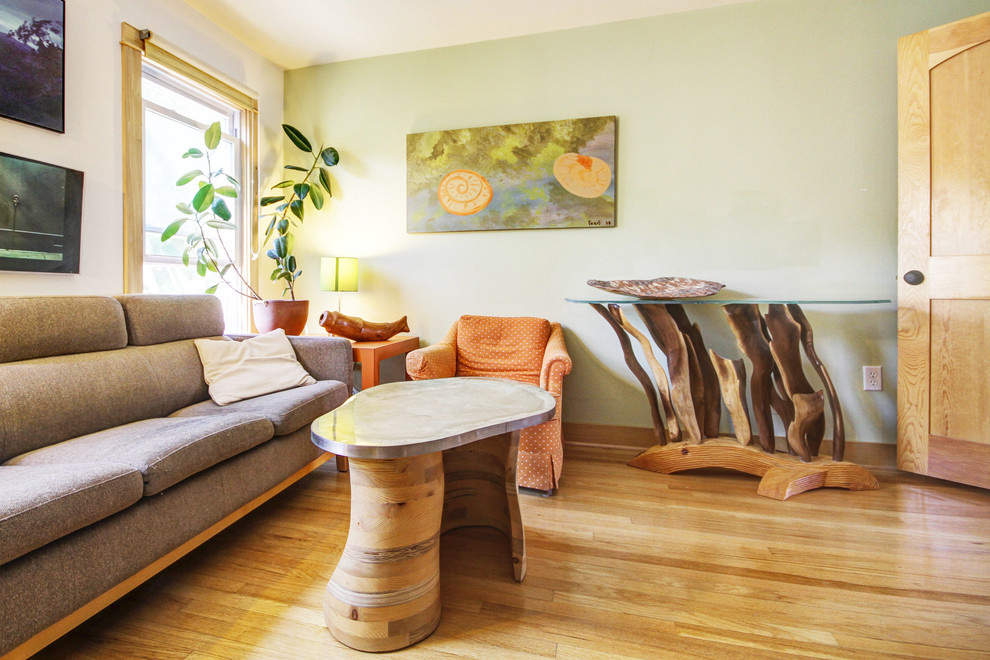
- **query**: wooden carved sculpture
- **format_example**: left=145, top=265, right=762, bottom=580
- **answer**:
left=666, top=305, right=721, bottom=438
left=616, top=308, right=681, bottom=442
left=590, top=304, right=668, bottom=446
left=787, top=304, right=845, bottom=461
left=636, top=305, right=703, bottom=443
left=765, top=305, right=825, bottom=461
left=723, top=304, right=777, bottom=453
left=709, top=350, right=752, bottom=445
left=319, top=311, right=410, bottom=342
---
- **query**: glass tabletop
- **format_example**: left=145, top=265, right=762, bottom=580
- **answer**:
left=566, top=297, right=892, bottom=305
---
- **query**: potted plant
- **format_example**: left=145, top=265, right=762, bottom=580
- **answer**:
left=163, top=122, right=339, bottom=335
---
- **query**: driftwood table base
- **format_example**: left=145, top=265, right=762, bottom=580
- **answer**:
left=570, top=298, right=888, bottom=501
left=628, top=438, right=879, bottom=500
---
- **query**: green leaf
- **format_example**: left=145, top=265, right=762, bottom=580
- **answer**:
left=289, top=199, right=304, bottom=221
left=187, top=233, right=201, bottom=246
left=206, top=219, right=235, bottom=230
left=182, top=248, right=190, bottom=266
left=205, top=283, right=219, bottom=294
left=176, top=170, right=203, bottom=186
left=223, top=173, right=238, bottom=186
left=320, top=147, right=339, bottom=167
left=203, top=238, right=218, bottom=257
left=319, top=168, right=333, bottom=196
left=293, top=182, right=310, bottom=200
left=183, top=148, right=203, bottom=158
left=214, top=185, right=238, bottom=198
left=277, top=218, right=289, bottom=234
left=286, top=255, right=296, bottom=273
left=160, top=218, right=186, bottom=242
left=193, top=184, right=215, bottom=213
left=285, top=232, right=295, bottom=255
left=205, top=259, right=218, bottom=273
left=274, top=236, right=288, bottom=259
left=211, top=198, right=231, bottom=221
left=272, top=180, right=294, bottom=189
left=266, top=249, right=277, bottom=260
left=282, top=124, right=313, bottom=153
left=196, top=259, right=207, bottom=276
left=220, top=263, right=232, bottom=276
left=176, top=202, right=194, bottom=215
left=204, top=122, right=222, bottom=150
left=309, top=184, right=324, bottom=210
left=284, top=164, right=308, bottom=172
left=260, top=195, right=285, bottom=207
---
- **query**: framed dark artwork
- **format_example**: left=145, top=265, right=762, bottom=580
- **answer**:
left=0, top=151, right=83, bottom=273
left=0, top=0, right=65, bottom=132
left=407, top=115, right=616, bottom=233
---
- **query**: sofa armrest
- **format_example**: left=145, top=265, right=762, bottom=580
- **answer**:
left=406, top=342, right=456, bottom=380
left=540, top=323, right=572, bottom=395
left=227, top=333, right=354, bottom=392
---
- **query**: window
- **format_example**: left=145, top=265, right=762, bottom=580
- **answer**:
left=141, top=65, right=245, bottom=329
left=121, top=24, right=258, bottom=332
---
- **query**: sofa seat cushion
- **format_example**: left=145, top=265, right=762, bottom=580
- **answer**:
left=169, top=380, right=349, bottom=436
left=0, top=463, right=143, bottom=565
left=4, top=415, right=274, bottom=496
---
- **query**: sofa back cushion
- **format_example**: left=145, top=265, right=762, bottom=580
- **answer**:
left=115, top=294, right=224, bottom=346
left=455, top=315, right=551, bottom=384
left=0, top=296, right=127, bottom=364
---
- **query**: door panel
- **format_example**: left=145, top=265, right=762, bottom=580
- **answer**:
left=929, top=300, right=990, bottom=443
left=898, top=12, right=990, bottom=489
left=931, top=40, right=990, bottom=257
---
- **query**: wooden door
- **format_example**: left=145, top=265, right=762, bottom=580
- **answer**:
left=898, top=12, right=990, bottom=489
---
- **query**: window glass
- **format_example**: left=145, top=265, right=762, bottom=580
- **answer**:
left=140, top=63, right=246, bottom=331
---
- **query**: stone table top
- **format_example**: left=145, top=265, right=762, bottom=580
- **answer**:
left=311, top=377, right=556, bottom=460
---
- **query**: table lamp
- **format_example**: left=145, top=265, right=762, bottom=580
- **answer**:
left=320, top=257, right=358, bottom=312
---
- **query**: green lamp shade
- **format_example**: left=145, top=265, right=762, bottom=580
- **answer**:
left=320, top=257, right=358, bottom=292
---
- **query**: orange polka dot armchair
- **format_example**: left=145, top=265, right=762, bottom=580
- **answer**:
left=406, top=315, right=572, bottom=494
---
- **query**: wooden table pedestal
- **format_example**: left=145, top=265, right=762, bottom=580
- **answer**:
left=312, top=378, right=554, bottom=652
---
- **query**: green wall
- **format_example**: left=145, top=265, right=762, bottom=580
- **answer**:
left=281, top=0, right=990, bottom=444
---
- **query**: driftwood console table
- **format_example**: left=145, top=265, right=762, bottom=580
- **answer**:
left=568, top=297, right=888, bottom=499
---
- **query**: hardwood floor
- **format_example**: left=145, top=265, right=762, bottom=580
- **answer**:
left=34, top=446, right=990, bottom=659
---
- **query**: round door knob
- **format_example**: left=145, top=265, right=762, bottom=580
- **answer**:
left=903, top=270, right=925, bottom=285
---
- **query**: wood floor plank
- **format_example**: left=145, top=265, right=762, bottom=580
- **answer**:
left=29, top=445, right=990, bottom=659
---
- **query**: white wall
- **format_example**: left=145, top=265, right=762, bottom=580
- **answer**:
left=0, top=0, right=283, bottom=297
left=282, top=0, right=990, bottom=443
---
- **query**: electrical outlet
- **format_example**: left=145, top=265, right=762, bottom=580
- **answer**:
left=863, top=366, right=882, bottom=391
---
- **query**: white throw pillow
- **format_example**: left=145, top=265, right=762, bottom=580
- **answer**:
left=194, top=329, right=317, bottom=405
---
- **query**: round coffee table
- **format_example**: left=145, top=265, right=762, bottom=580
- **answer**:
left=311, top=377, right=556, bottom=652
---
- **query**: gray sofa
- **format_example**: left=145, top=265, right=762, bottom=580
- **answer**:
left=0, top=294, right=352, bottom=658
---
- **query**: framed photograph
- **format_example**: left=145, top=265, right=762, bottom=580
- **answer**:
left=0, top=0, right=65, bottom=132
left=407, top=116, right=616, bottom=233
left=0, top=151, right=83, bottom=273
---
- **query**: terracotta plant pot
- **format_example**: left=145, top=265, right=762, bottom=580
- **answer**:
left=253, top=299, right=309, bottom=336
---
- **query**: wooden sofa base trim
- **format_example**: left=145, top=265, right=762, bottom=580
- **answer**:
left=3, top=452, right=334, bottom=660
left=562, top=422, right=897, bottom=468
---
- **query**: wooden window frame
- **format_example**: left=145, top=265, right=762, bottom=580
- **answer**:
left=120, top=23, right=259, bottom=303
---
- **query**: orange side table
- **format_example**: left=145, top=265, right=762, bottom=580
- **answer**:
left=351, top=334, right=420, bottom=390
left=333, top=334, right=420, bottom=472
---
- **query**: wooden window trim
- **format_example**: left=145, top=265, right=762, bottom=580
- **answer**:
left=120, top=23, right=259, bottom=298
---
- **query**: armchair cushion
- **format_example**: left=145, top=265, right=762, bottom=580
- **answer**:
left=455, top=316, right=551, bottom=383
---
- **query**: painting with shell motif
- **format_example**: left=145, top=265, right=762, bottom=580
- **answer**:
left=406, top=116, right=615, bottom=233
